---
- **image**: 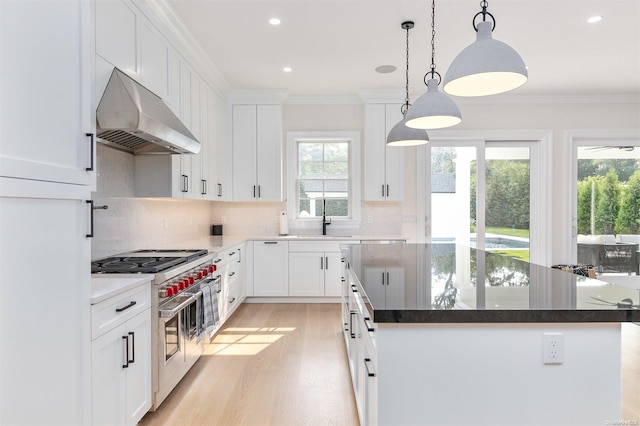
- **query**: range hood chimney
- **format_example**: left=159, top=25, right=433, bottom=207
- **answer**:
left=96, top=68, right=200, bottom=155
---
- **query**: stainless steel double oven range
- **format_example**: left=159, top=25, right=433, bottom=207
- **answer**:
left=92, top=249, right=220, bottom=409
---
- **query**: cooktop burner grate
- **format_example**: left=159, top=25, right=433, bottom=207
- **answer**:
left=91, top=249, right=208, bottom=274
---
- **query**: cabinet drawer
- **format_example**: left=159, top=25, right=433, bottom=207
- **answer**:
left=92, top=284, right=150, bottom=339
left=226, top=261, right=241, bottom=285
left=226, top=279, right=242, bottom=312
left=288, top=241, right=349, bottom=253
left=213, top=244, right=242, bottom=268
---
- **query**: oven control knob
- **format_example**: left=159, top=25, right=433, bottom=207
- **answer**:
left=172, top=284, right=180, bottom=294
left=208, top=265, right=216, bottom=273
left=189, top=276, right=195, bottom=285
left=196, top=271, right=203, bottom=280
left=184, top=278, right=191, bottom=288
left=178, top=281, right=186, bottom=291
left=202, top=268, right=208, bottom=277
left=159, top=287, right=171, bottom=298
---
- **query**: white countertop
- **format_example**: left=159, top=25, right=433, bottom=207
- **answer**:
left=91, top=274, right=154, bottom=304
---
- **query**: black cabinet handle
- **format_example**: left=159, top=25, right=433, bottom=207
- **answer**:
left=351, top=284, right=357, bottom=293
left=257, top=185, right=261, bottom=198
left=349, top=311, right=357, bottom=339
left=128, top=332, right=135, bottom=364
left=229, top=251, right=236, bottom=256
left=320, top=257, right=324, bottom=270
left=217, top=183, right=222, bottom=197
left=122, top=336, right=129, bottom=368
left=264, top=241, right=278, bottom=245
left=386, top=184, right=390, bottom=197
left=364, top=358, right=376, bottom=377
left=86, top=200, right=93, bottom=238
left=115, top=301, right=137, bottom=313
left=381, top=185, right=385, bottom=197
left=325, top=257, right=329, bottom=269
left=229, top=297, right=236, bottom=304
left=253, top=185, right=256, bottom=197
left=182, top=175, right=189, bottom=192
left=229, top=271, right=236, bottom=277
left=201, top=179, right=207, bottom=195
left=85, top=133, right=94, bottom=171
left=364, top=317, right=375, bottom=332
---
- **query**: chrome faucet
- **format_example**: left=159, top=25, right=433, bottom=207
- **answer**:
left=322, top=199, right=331, bottom=235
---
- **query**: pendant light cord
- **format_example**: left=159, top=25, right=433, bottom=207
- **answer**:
left=430, top=0, right=436, bottom=79
left=404, top=23, right=410, bottom=113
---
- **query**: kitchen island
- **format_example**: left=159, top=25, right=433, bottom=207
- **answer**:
left=342, top=243, right=640, bottom=426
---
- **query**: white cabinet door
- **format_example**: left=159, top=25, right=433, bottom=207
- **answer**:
left=363, top=104, right=404, bottom=201
left=125, top=309, right=152, bottom=426
left=232, top=104, right=282, bottom=201
left=95, top=0, right=137, bottom=75
left=289, top=252, right=325, bottom=296
left=253, top=241, right=289, bottom=296
left=92, top=324, right=127, bottom=426
left=256, top=105, right=283, bottom=201
left=0, top=178, right=91, bottom=425
left=383, top=104, right=404, bottom=201
left=139, top=19, right=169, bottom=100
left=0, top=0, right=95, bottom=187
left=385, top=268, right=405, bottom=309
left=324, top=252, right=344, bottom=297
left=208, top=89, right=232, bottom=200
left=232, top=105, right=258, bottom=201
left=363, top=267, right=405, bottom=308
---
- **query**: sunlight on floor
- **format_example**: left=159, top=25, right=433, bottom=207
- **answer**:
left=202, top=326, right=297, bottom=356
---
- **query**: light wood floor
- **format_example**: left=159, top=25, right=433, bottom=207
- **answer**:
left=140, top=303, right=359, bottom=426
left=141, top=304, right=640, bottom=425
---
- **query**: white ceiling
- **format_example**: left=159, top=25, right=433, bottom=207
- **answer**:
left=167, top=0, right=640, bottom=100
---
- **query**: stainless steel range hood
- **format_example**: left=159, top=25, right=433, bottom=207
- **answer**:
left=96, top=68, right=200, bottom=155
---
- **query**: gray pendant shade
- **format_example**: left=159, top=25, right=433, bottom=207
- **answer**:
left=443, top=21, right=528, bottom=97
left=404, top=78, right=462, bottom=130
left=386, top=113, right=430, bottom=146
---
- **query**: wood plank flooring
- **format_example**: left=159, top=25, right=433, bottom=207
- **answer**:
left=141, top=304, right=640, bottom=425
left=140, top=304, right=359, bottom=426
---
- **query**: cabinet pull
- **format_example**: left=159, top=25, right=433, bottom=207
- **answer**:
left=264, top=241, right=278, bottom=245
left=229, top=271, right=236, bottom=277
left=253, top=185, right=256, bottom=198
left=217, top=183, right=223, bottom=197
left=237, top=248, right=242, bottom=263
left=201, top=179, right=207, bottom=195
left=320, top=257, right=324, bottom=270
left=364, top=317, right=375, bottom=332
left=258, top=185, right=261, bottom=198
left=382, top=271, right=385, bottom=285
left=386, top=184, right=390, bottom=197
left=229, top=251, right=236, bottom=256
left=229, top=297, right=236, bottom=304
left=182, top=175, right=188, bottom=192
left=364, top=358, right=376, bottom=377
left=86, top=200, right=94, bottom=238
left=85, top=133, right=94, bottom=171
left=122, top=336, right=129, bottom=369
left=128, top=331, right=135, bottom=364
left=381, top=184, right=385, bottom=197
left=386, top=272, right=390, bottom=286
left=214, top=258, right=222, bottom=263
left=349, top=311, right=357, bottom=339
left=351, top=284, right=357, bottom=293
left=115, top=301, right=137, bottom=313
left=325, top=256, right=329, bottom=269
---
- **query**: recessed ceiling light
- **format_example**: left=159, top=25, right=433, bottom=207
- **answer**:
left=269, top=18, right=281, bottom=25
left=283, top=67, right=292, bottom=73
left=587, top=15, right=602, bottom=23
left=375, top=65, right=397, bottom=74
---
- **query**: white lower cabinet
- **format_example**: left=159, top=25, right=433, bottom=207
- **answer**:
left=91, top=282, right=152, bottom=426
left=253, top=241, right=289, bottom=296
left=288, top=241, right=347, bottom=297
left=211, top=243, right=245, bottom=321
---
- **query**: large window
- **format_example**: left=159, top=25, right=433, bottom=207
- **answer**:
left=287, top=131, right=361, bottom=227
left=298, top=141, right=349, bottom=217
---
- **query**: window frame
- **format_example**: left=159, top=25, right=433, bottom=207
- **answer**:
left=286, top=131, right=361, bottom=230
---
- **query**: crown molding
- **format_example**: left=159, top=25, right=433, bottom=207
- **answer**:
left=285, top=95, right=364, bottom=105
left=443, top=92, right=640, bottom=105
left=228, top=89, right=289, bottom=105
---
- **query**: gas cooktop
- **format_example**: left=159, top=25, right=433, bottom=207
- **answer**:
left=91, top=249, right=208, bottom=274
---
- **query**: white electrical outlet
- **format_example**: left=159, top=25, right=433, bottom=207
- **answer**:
left=543, top=332, right=564, bottom=364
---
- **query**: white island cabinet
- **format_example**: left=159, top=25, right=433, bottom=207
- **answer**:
left=91, top=277, right=152, bottom=426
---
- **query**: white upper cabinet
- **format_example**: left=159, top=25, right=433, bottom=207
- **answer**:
left=232, top=104, right=283, bottom=201
left=363, top=104, right=405, bottom=201
left=208, top=89, right=232, bottom=200
left=0, top=0, right=95, bottom=188
left=139, top=19, right=170, bottom=100
left=95, top=0, right=138, bottom=76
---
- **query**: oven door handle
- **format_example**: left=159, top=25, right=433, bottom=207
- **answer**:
left=158, top=294, right=196, bottom=318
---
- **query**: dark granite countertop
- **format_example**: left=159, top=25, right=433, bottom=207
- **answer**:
left=343, top=243, right=640, bottom=323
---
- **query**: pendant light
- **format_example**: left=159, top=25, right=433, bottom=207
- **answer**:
left=386, top=21, right=430, bottom=147
left=404, top=0, right=462, bottom=130
left=443, top=0, right=528, bottom=97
